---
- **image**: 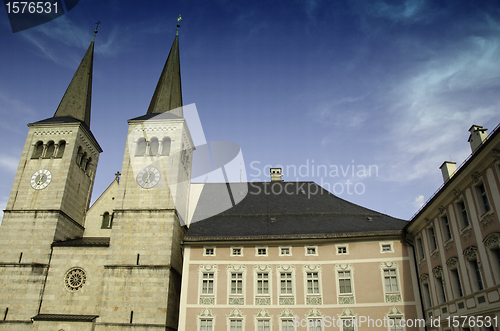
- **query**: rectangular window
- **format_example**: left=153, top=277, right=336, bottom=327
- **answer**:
left=389, top=318, right=403, bottom=331
left=282, top=319, right=294, bottom=331
left=309, top=319, right=322, bottom=331
left=307, top=247, right=317, bottom=255
left=280, top=247, right=291, bottom=255
left=382, top=244, right=392, bottom=252
left=416, top=238, right=425, bottom=260
left=342, top=319, right=355, bottom=331
left=257, top=248, right=267, bottom=256
left=441, top=215, right=452, bottom=241
left=232, top=248, right=242, bottom=256
left=230, top=319, right=242, bottom=331
left=202, top=273, right=214, bottom=294
left=338, top=271, right=352, bottom=294
left=471, top=260, right=484, bottom=291
left=384, top=269, right=399, bottom=292
left=437, top=277, right=446, bottom=303
left=204, top=248, right=214, bottom=256
left=257, top=273, right=269, bottom=295
left=257, top=320, right=270, bottom=331
left=231, top=273, right=243, bottom=295
left=307, top=272, right=320, bottom=294
left=477, top=183, right=491, bottom=214
left=428, top=227, right=438, bottom=251
left=450, top=269, right=463, bottom=298
left=338, top=246, right=347, bottom=254
left=423, top=283, right=432, bottom=308
left=200, top=319, right=213, bottom=331
left=280, top=273, right=293, bottom=295
left=458, top=201, right=470, bottom=228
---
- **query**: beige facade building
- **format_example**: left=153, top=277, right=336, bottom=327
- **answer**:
left=405, top=124, right=500, bottom=331
left=1, top=24, right=500, bottom=331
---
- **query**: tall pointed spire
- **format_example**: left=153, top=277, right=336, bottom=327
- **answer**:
left=53, top=39, right=94, bottom=127
left=146, top=16, right=183, bottom=115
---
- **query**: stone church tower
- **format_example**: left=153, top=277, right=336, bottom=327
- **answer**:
left=0, top=25, right=191, bottom=331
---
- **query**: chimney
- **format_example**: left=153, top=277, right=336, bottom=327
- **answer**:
left=270, top=168, right=283, bottom=182
left=468, top=125, right=488, bottom=152
left=439, top=161, right=456, bottom=182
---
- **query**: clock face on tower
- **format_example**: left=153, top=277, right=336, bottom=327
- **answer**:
left=30, top=169, right=52, bottom=190
left=136, top=166, right=161, bottom=189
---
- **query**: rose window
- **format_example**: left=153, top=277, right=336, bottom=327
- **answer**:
left=65, top=268, right=86, bottom=291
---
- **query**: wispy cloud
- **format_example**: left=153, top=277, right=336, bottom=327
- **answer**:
left=413, top=195, right=425, bottom=209
left=0, top=155, right=19, bottom=173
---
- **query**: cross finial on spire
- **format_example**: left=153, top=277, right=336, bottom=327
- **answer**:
left=93, top=21, right=101, bottom=41
left=176, top=14, right=182, bottom=36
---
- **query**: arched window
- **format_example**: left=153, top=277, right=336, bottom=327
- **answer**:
left=149, top=138, right=159, bottom=156
left=135, top=138, right=146, bottom=156
left=81, top=152, right=88, bottom=169
left=43, top=141, right=55, bottom=159
left=32, top=141, right=43, bottom=159
left=161, top=137, right=171, bottom=156
left=56, top=140, right=66, bottom=158
left=76, top=147, right=83, bottom=165
left=84, top=157, right=92, bottom=172
left=101, top=212, right=110, bottom=228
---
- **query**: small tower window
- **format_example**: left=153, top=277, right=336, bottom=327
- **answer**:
left=161, top=137, right=171, bottom=156
left=149, top=138, right=159, bottom=156
left=135, top=138, right=146, bottom=156
left=76, top=146, right=83, bottom=165
left=32, top=141, right=43, bottom=159
left=101, top=212, right=112, bottom=228
left=81, top=152, right=88, bottom=169
left=56, top=140, right=66, bottom=158
left=84, top=157, right=92, bottom=172
left=43, top=141, right=55, bottom=159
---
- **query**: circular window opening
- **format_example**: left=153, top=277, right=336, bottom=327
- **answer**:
left=65, top=267, right=86, bottom=291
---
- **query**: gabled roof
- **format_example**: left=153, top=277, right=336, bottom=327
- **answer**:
left=185, top=182, right=407, bottom=241
left=53, top=40, right=94, bottom=127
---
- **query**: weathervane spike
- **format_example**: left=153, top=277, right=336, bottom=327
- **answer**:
left=176, top=14, right=182, bottom=36
left=93, top=20, right=101, bottom=41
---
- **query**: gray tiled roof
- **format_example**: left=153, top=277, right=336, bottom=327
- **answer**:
left=185, top=182, right=407, bottom=241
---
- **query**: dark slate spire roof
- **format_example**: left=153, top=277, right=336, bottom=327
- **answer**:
left=146, top=35, right=182, bottom=115
left=53, top=40, right=94, bottom=127
left=185, top=182, right=408, bottom=241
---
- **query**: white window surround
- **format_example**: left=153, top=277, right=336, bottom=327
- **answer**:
left=255, top=309, right=272, bottom=331
left=203, top=246, right=216, bottom=257
left=386, top=306, right=405, bottom=331
left=305, top=246, right=319, bottom=256
left=279, top=246, right=292, bottom=256
left=336, top=244, right=349, bottom=255
left=303, top=265, right=322, bottom=304
left=307, top=308, right=323, bottom=331
left=254, top=265, right=273, bottom=302
left=380, top=242, right=394, bottom=253
left=227, top=308, right=245, bottom=331
left=197, top=309, right=215, bottom=331
left=279, top=309, right=296, bottom=331
left=227, top=265, right=246, bottom=304
left=256, top=247, right=269, bottom=257
left=231, top=247, right=243, bottom=257
left=335, top=264, right=355, bottom=304
left=380, top=262, right=402, bottom=303
left=277, top=265, right=296, bottom=304
left=454, top=197, right=470, bottom=230
left=473, top=179, right=492, bottom=216
left=198, top=265, right=218, bottom=303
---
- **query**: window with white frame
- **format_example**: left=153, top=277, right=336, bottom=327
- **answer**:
left=456, top=200, right=470, bottom=229
left=202, top=273, right=214, bottom=295
left=381, top=243, right=393, bottom=253
left=384, top=269, right=399, bottom=292
left=476, top=182, right=491, bottom=214
left=257, top=273, right=269, bottom=295
left=257, top=319, right=270, bottom=331
left=428, top=227, right=438, bottom=251
left=281, top=319, right=294, bottom=331
left=337, top=245, right=348, bottom=255
left=309, top=319, right=322, bottom=331
left=204, top=247, right=215, bottom=256
left=280, top=247, right=291, bottom=256
left=232, top=247, right=243, bottom=256
left=389, top=317, right=403, bottom=331
left=281, top=273, right=293, bottom=295
left=307, top=272, right=320, bottom=294
left=342, top=318, right=355, bottom=331
left=338, top=271, right=352, bottom=294
left=256, top=247, right=268, bottom=256
left=231, top=273, right=243, bottom=295
left=464, top=246, right=483, bottom=291
left=485, top=233, right=500, bottom=283
left=200, top=319, right=213, bottom=331
left=441, top=214, right=452, bottom=241
left=416, top=237, right=425, bottom=260
left=450, top=268, right=463, bottom=298
left=306, top=246, right=318, bottom=256
left=420, top=275, right=432, bottom=308
left=230, top=319, right=243, bottom=331
left=435, top=275, right=446, bottom=304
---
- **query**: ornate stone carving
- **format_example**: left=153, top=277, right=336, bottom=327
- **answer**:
left=279, top=297, right=295, bottom=305
left=254, top=265, right=272, bottom=272
left=460, top=226, right=473, bottom=240
left=335, top=263, right=352, bottom=271
left=432, top=266, right=443, bottom=278
left=463, top=246, right=478, bottom=261
left=418, top=258, right=427, bottom=268
left=341, top=307, right=355, bottom=317
left=385, top=293, right=402, bottom=303
left=420, top=274, right=429, bottom=284
left=444, top=239, right=455, bottom=251
left=388, top=306, right=403, bottom=316
left=307, top=308, right=322, bottom=318
left=446, top=258, right=459, bottom=270
left=255, top=297, right=271, bottom=305
left=199, top=264, right=218, bottom=272
left=228, top=308, right=243, bottom=318
left=306, top=296, right=322, bottom=305
left=492, top=149, right=500, bottom=161
left=227, top=265, right=246, bottom=272
left=453, top=189, right=462, bottom=199
left=280, top=309, right=295, bottom=318
left=481, top=212, right=496, bottom=227
left=199, top=297, right=215, bottom=305
left=484, top=233, right=500, bottom=249
left=431, top=249, right=439, bottom=259
left=380, top=261, right=398, bottom=269
left=64, top=267, right=86, bottom=291
left=339, top=295, right=355, bottom=304
left=303, top=265, right=321, bottom=272
left=425, top=218, right=434, bottom=228
left=277, top=265, right=295, bottom=272
left=229, top=297, right=244, bottom=305
left=471, top=172, right=482, bottom=185
left=256, top=309, right=270, bottom=318
left=200, top=308, right=213, bottom=317
left=439, top=206, right=445, bottom=215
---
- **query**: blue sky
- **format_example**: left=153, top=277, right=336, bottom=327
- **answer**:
left=1, top=0, right=500, bottom=221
